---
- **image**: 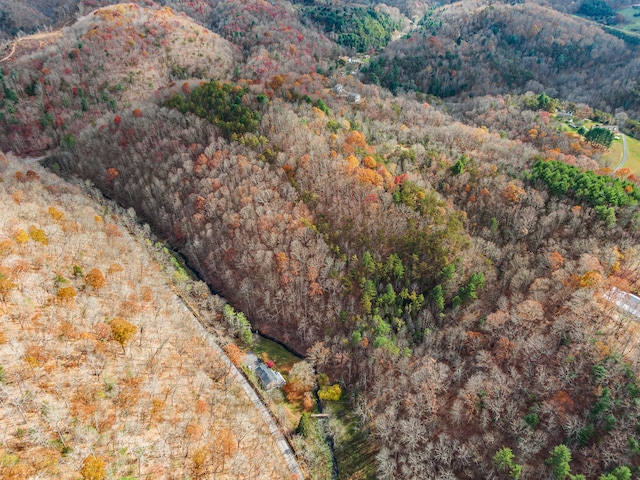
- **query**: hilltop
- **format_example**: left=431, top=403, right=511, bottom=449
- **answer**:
left=0, top=3, right=238, bottom=154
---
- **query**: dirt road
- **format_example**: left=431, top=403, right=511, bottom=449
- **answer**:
left=0, top=29, right=63, bottom=64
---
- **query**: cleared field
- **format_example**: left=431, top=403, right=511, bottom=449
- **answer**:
left=616, top=7, right=640, bottom=34
left=602, top=136, right=624, bottom=168
left=253, top=335, right=302, bottom=373
left=624, top=134, right=640, bottom=175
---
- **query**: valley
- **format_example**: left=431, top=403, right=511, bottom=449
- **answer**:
left=1, top=1, right=640, bottom=478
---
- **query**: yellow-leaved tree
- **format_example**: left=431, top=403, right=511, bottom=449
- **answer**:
left=80, top=455, right=106, bottom=480
left=110, top=318, right=137, bottom=353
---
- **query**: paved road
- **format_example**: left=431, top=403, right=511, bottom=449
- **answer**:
left=175, top=290, right=304, bottom=479
left=614, top=133, right=629, bottom=171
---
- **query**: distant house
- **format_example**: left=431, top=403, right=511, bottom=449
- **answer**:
left=347, top=92, right=361, bottom=104
left=600, top=125, right=619, bottom=133
left=333, top=84, right=346, bottom=95
left=608, top=287, right=640, bottom=319
left=255, top=364, right=286, bottom=391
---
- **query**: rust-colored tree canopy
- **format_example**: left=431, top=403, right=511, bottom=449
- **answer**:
left=85, top=268, right=106, bottom=290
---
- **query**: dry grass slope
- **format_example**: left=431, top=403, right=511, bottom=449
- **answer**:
left=0, top=153, right=292, bottom=479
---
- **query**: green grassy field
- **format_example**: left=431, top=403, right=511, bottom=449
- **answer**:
left=324, top=402, right=378, bottom=480
left=616, top=7, right=640, bottom=34
left=553, top=115, right=593, bottom=132
left=602, top=136, right=624, bottom=167
left=577, top=7, right=640, bottom=34
left=624, top=134, right=640, bottom=175
left=253, top=335, right=302, bottom=373
left=600, top=134, right=640, bottom=175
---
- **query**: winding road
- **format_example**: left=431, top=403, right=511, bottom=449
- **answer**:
left=614, top=133, right=629, bottom=171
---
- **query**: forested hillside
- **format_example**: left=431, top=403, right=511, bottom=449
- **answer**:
left=364, top=1, right=640, bottom=116
left=0, top=4, right=239, bottom=155
left=2, top=1, right=640, bottom=479
left=0, top=0, right=73, bottom=40
left=0, top=152, right=293, bottom=478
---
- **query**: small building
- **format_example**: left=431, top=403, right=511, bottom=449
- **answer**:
left=347, top=92, right=361, bottom=104
left=333, top=84, right=346, bottom=95
left=608, top=287, right=640, bottom=320
left=600, top=125, right=619, bottom=133
left=255, top=364, right=286, bottom=391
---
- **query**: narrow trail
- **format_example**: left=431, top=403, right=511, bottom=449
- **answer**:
left=0, top=29, right=63, bottom=64
left=0, top=41, right=17, bottom=63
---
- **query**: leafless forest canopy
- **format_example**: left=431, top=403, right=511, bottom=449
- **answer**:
left=2, top=0, right=640, bottom=478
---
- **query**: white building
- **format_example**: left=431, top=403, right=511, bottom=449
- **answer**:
left=607, top=287, right=640, bottom=319
left=347, top=92, right=361, bottom=104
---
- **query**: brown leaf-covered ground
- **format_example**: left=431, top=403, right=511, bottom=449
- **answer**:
left=0, top=153, right=292, bottom=479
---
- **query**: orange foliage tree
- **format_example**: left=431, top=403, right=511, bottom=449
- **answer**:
left=212, top=427, right=238, bottom=472
left=358, top=169, right=383, bottom=187
left=0, top=267, right=17, bottom=302
left=362, top=155, right=377, bottom=169
left=105, top=168, right=119, bottom=186
left=580, top=271, right=603, bottom=288
left=48, top=206, right=65, bottom=221
left=343, top=130, right=368, bottom=154
left=223, top=343, right=245, bottom=366
left=283, top=361, right=316, bottom=410
left=500, top=182, right=526, bottom=204
left=56, top=286, right=77, bottom=305
left=85, top=268, right=106, bottom=290
left=548, top=251, right=565, bottom=270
